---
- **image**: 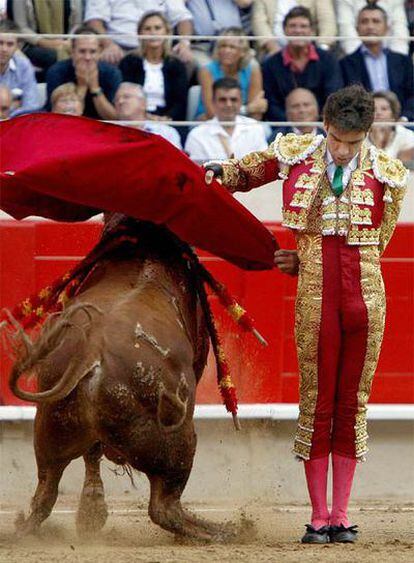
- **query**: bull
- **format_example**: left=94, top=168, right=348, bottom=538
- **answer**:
left=7, top=219, right=234, bottom=542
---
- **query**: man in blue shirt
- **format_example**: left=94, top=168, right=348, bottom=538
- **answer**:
left=46, top=25, right=122, bottom=120
left=0, top=20, right=40, bottom=116
left=341, top=4, right=414, bottom=121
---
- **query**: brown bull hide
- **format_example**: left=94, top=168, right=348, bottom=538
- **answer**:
left=9, top=223, right=233, bottom=542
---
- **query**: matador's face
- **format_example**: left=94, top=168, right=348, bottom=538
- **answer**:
left=324, top=124, right=367, bottom=167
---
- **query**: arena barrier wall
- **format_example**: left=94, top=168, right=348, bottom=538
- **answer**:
left=1, top=214, right=413, bottom=418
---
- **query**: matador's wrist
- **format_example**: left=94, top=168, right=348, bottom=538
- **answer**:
left=203, top=162, right=224, bottom=185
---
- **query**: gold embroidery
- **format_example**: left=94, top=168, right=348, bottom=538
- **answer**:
left=351, top=169, right=366, bottom=186
left=296, top=173, right=319, bottom=189
left=21, top=298, right=33, bottom=316
left=38, top=287, right=52, bottom=300
left=221, top=159, right=242, bottom=191
left=338, top=201, right=350, bottom=217
left=379, top=186, right=406, bottom=255
left=275, top=133, right=324, bottom=165
left=291, top=189, right=314, bottom=208
left=305, top=174, right=330, bottom=233
left=371, top=147, right=409, bottom=188
left=322, top=218, right=336, bottom=233
left=356, top=246, right=386, bottom=458
left=347, top=226, right=380, bottom=245
left=293, top=233, right=323, bottom=460
left=282, top=208, right=307, bottom=230
left=220, top=144, right=276, bottom=191
left=309, top=141, right=326, bottom=173
left=350, top=205, right=372, bottom=225
left=337, top=218, right=349, bottom=236
left=350, top=186, right=374, bottom=206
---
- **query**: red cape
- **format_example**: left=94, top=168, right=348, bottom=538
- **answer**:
left=0, top=113, right=277, bottom=270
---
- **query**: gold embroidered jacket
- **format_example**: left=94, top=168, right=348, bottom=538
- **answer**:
left=219, top=133, right=408, bottom=252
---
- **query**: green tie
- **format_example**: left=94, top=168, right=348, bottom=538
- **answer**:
left=332, top=165, right=344, bottom=197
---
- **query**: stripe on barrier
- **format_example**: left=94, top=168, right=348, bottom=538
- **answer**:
left=0, top=404, right=413, bottom=421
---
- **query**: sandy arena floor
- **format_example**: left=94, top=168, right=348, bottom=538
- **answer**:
left=0, top=498, right=413, bottom=563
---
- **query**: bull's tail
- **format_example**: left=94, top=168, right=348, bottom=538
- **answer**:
left=8, top=303, right=103, bottom=403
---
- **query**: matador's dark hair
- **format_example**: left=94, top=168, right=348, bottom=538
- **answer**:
left=323, top=85, right=375, bottom=132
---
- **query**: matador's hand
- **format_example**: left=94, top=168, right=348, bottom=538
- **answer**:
left=274, top=249, right=299, bottom=276
left=203, top=162, right=223, bottom=185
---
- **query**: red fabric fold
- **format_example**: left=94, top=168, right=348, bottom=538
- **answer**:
left=0, top=113, right=277, bottom=270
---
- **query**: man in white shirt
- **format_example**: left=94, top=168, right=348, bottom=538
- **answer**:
left=114, top=81, right=182, bottom=149
left=185, top=77, right=268, bottom=162
left=84, top=0, right=193, bottom=65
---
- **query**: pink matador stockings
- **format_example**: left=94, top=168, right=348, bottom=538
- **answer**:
left=304, top=454, right=357, bottom=529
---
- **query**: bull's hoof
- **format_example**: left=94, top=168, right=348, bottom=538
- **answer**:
left=174, top=515, right=238, bottom=544
left=174, top=525, right=236, bottom=545
left=14, top=511, right=39, bottom=537
left=76, top=492, right=108, bottom=537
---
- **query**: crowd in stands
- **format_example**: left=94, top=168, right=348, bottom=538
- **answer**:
left=0, top=0, right=413, bottom=165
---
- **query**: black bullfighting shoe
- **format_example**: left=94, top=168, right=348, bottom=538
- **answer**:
left=301, top=524, right=330, bottom=544
left=329, top=524, right=358, bottom=543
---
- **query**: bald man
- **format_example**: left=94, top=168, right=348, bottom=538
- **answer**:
left=285, top=88, right=322, bottom=136
left=114, top=82, right=182, bottom=150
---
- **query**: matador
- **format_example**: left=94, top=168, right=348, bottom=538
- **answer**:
left=204, top=85, right=408, bottom=543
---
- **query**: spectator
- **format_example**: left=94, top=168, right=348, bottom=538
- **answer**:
left=0, top=83, right=12, bottom=118
left=51, top=82, right=84, bottom=116
left=197, top=27, right=267, bottom=121
left=0, top=19, right=39, bottom=115
left=85, top=0, right=193, bottom=66
left=336, top=0, right=410, bottom=56
left=119, top=11, right=188, bottom=121
left=262, top=6, right=343, bottom=122
left=367, top=90, right=414, bottom=164
left=283, top=87, right=323, bottom=135
left=185, top=77, right=268, bottom=161
left=114, top=81, right=182, bottom=149
left=238, top=1, right=255, bottom=36
left=185, top=0, right=251, bottom=65
left=252, top=0, right=337, bottom=59
left=340, top=4, right=414, bottom=121
left=406, top=0, right=414, bottom=56
left=11, top=0, right=83, bottom=81
left=46, top=25, right=122, bottom=120
left=0, top=0, right=9, bottom=20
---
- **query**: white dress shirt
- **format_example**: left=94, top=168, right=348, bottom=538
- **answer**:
left=325, top=149, right=359, bottom=190
left=367, top=125, right=414, bottom=159
left=85, top=0, right=192, bottom=48
left=184, top=115, right=268, bottom=162
left=143, top=60, right=166, bottom=112
left=144, top=121, right=182, bottom=149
